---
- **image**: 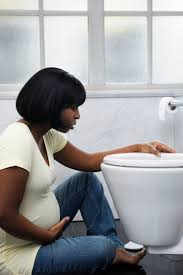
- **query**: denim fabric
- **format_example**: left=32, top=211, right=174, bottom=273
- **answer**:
left=32, top=172, right=124, bottom=274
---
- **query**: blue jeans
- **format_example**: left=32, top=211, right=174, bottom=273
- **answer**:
left=32, top=172, right=124, bottom=274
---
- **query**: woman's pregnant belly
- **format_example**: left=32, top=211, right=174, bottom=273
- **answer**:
left=28, top=190, right=61, bottom=229
left=5, top=190, right=60, bottom=247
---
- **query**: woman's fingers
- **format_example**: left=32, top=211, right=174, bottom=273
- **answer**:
left=159, top=143, right=176, bottom=153
left=49, top=216, right=70, bottom=232
left=59, top=216, right=70, bottom=230
left=152, top=142, right=176, bottom=153
left=151, top=148, right=161, bottom=157
left=47, top=216, right=70, bottom=242
left=141, top=142, right=176, bottom=157
left=148, top=144, right=161, bottom=157
left=140, top=143, right=161, bottom=157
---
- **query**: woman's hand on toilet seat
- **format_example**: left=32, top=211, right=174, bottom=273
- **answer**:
left=139, top=142, right=176, bottom=157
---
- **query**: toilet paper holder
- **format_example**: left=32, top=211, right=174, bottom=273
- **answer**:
left=159, top=97, right=181, bottom=121
left=169, top=99, right=183, bottom=110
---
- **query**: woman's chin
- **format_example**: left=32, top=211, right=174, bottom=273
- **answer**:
left=59, top=127, right=72, bottom=133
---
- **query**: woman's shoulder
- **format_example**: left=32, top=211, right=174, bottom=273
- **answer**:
left=0, top=122, right=33, bottom=147
left=44, top=128, right=68, bottom=153
left=0, top=122, right=34, bottom=171
left=44, top=128, right=66, bottom=141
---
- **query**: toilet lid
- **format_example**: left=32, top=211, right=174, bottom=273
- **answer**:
left=103, top=153, right=183, bottom=168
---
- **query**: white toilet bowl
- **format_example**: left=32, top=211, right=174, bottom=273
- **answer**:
left=101, top=153, right=183, bottom=254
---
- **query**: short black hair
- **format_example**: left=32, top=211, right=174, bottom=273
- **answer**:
left=16, top=67, right=86, bottom=124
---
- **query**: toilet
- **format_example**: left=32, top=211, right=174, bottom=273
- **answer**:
left=101, top=153, right=183, bottom=254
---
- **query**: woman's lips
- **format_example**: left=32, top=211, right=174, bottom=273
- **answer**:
left=70, top=123, right=76, bottom=129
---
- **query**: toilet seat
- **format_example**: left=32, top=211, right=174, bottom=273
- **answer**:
left=103, top=153, right=183, bottom=168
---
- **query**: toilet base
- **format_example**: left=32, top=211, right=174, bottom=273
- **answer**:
left=148, top=237, right=183, bottom=254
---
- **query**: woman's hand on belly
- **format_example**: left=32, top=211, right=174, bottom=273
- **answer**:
left=47, top=216, right=70, bottom=243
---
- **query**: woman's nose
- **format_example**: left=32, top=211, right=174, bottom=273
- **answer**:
left=75, top=109, right=80, bottom=119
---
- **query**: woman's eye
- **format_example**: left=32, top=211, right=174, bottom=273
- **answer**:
left=71, top=105, right=77, bottom=110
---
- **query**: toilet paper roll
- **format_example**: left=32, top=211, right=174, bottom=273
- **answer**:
left=159, top=97, right=178, bottom=121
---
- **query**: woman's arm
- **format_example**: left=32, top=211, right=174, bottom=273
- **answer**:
left=0, top=167, right=52, bottom=245
left=54, top=141, right=176, bottom=172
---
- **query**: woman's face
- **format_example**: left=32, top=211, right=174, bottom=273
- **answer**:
left=53, top=105, right=80, bottom=132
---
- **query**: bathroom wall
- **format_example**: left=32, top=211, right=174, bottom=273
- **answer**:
left=0, top=94, right=180, bottom=220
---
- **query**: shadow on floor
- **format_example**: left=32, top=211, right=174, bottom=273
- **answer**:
left=95, top=263, right=146, bottom=275
left=50, top=265, right=146, bottom=275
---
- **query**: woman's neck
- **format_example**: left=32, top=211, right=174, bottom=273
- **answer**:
left=17, top=118, right=51, bottom=145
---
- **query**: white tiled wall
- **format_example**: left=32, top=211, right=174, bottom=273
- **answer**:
left=0, top=96, right=179, bottom=220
